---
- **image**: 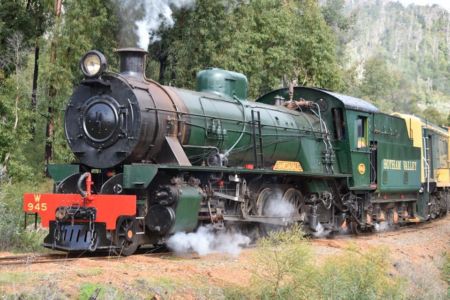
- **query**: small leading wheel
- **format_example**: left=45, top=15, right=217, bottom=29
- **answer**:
left=113, top=216, right=139, bottom=256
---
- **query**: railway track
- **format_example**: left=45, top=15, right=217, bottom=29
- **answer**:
left=0, top=248, right=172, bottom=267
left=319, top=216, right=446, bottom=242
left=0, top=253, right=122, bottom=267
left=2, top=216, right=447, bottom=266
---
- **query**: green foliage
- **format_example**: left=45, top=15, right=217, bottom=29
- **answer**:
left=78, top=282, right=127, bottom=300
left=421, top=107, right=447, bottom=125
left=341, top=1, right=450, bottom=120
left=227, top=227, right=406, bottom=300
left=249, top=226, right=317, bottom=299
left=149, top=0, right=343, bottom=98
left=322, top=0, right=353, bottom=32
left=40, top=0, right=120, bottom=162
left=318, top=246, right=405, bottom=299
left=0, top=180, right=51, bottom=251
left=0, top=39, right=39, bottom=181
left=0, top=0, right=53, bottom=75
left=0, top=0, right=122, bottom=181
left=356, top=56, right=417, bottom=113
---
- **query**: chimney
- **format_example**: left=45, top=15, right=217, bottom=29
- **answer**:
left=116, top=48, right=147, bottom=78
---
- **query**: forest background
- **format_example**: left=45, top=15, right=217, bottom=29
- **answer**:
left=0, top=0, right=449, bottom=249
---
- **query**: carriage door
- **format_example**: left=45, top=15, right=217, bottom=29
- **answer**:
left=349, top=112, right=371, bottom=189
left=422, top=129, right=434, bottom=185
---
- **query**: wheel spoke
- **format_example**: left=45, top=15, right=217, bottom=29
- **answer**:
left=282, top=188, right=304, bottom=218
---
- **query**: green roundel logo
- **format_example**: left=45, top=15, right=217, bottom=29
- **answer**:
left=358, top=163, right=366, bottom=175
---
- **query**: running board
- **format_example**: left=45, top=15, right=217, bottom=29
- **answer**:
left=224, top=215, right=304, bottom=226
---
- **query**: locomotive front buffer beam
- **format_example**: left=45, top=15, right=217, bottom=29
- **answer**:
left=23, top=193, right=136, bottom=252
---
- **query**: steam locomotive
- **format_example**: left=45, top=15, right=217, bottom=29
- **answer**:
left=23, top=48, right=450, bottom=255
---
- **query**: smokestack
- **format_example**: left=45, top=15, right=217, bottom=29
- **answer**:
left=116, top=48, right=148, bottom=78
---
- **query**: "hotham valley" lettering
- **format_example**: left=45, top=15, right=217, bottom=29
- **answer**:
left=383, top=159, right=417, bottom=171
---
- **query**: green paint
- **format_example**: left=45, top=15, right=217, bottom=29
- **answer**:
left=171, top=185, right=203, bottom=233
left=416, top=192, right=429, bottom=220
left=157, top=164, right=351, bottom=178
left=196, top=68, right=248, bottom=100
left=47, top=164, right=79, bottom=183
left=176, top=86, right=328, bottom=174
left=304, top=180, right=328, bottom=193
left=374, top=114, right=421, bottom=192
left=123, top=164, right=158, bottom=189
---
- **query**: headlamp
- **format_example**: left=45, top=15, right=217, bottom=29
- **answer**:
left=80, top=50, right=107, bottom=77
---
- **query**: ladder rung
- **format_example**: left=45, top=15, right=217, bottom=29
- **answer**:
left=136, top=232, right=145, bottom=235
left=135, top=216, right=145, bottom=220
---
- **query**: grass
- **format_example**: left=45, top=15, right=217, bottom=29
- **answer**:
left=225, top=225, right=406, bottom=300
left=75, top=267, right=103, bottom=278
left=0, top=179, right=52, bottom=252
left=0, top=272, right=34, bottom=286
left=78, top=283, right=122, bottom=300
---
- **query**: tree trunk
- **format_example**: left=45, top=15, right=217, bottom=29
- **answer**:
left=44, top=0, right=62, bottom=169
left=31, top=38, right=39, bottom=138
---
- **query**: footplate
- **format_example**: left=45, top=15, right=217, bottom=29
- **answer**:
left=43, top=221, right=111, bottom=251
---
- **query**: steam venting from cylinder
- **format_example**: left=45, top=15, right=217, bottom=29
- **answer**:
left=116, top=48, right=148, bottom=78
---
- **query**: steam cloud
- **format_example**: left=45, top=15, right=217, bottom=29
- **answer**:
left=166, top=225, right=251, bottom=256
left=263, top=189, right=297, bottom=218
left=374, top=221, right=390, bottom=232
left=264, top=198, right=297, bottom=218
left=134, top=0, right=196, bottom=49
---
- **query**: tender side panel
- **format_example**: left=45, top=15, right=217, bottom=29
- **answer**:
left=373, top=113, right=421, bottom=193
left=392, top=113, right=425, bottom=182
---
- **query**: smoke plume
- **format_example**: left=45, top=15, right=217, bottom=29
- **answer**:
left=166, top=225, right=251, bottom=256
left=125, top=0, right=196, bottom=49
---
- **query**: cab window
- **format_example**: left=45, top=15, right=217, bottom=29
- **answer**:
left=356, top=116, right=367, bottom=148
left=332, top=108, right=345, bottom=140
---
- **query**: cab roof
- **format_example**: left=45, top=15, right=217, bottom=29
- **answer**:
left=256, top=86, right=379, bottom=113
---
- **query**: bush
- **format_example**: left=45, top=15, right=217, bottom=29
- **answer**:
left=0, top=179, right=51, bottom=252
left=249, top=225, right=318, bottom=299
left=228, top=226, right=406, bottom=300
left=319, top=246, right=405, bottom=299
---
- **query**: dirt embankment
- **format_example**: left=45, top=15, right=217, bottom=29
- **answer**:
left=1, top=216, right=449, bottom=299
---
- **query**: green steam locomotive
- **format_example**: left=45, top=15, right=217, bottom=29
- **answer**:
left=23, top=48, right=449, bottom=255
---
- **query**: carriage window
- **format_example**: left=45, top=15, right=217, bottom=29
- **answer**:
left=332, top=108, right=345, bottom=140
left=356, top=116, right=367, bottom=148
